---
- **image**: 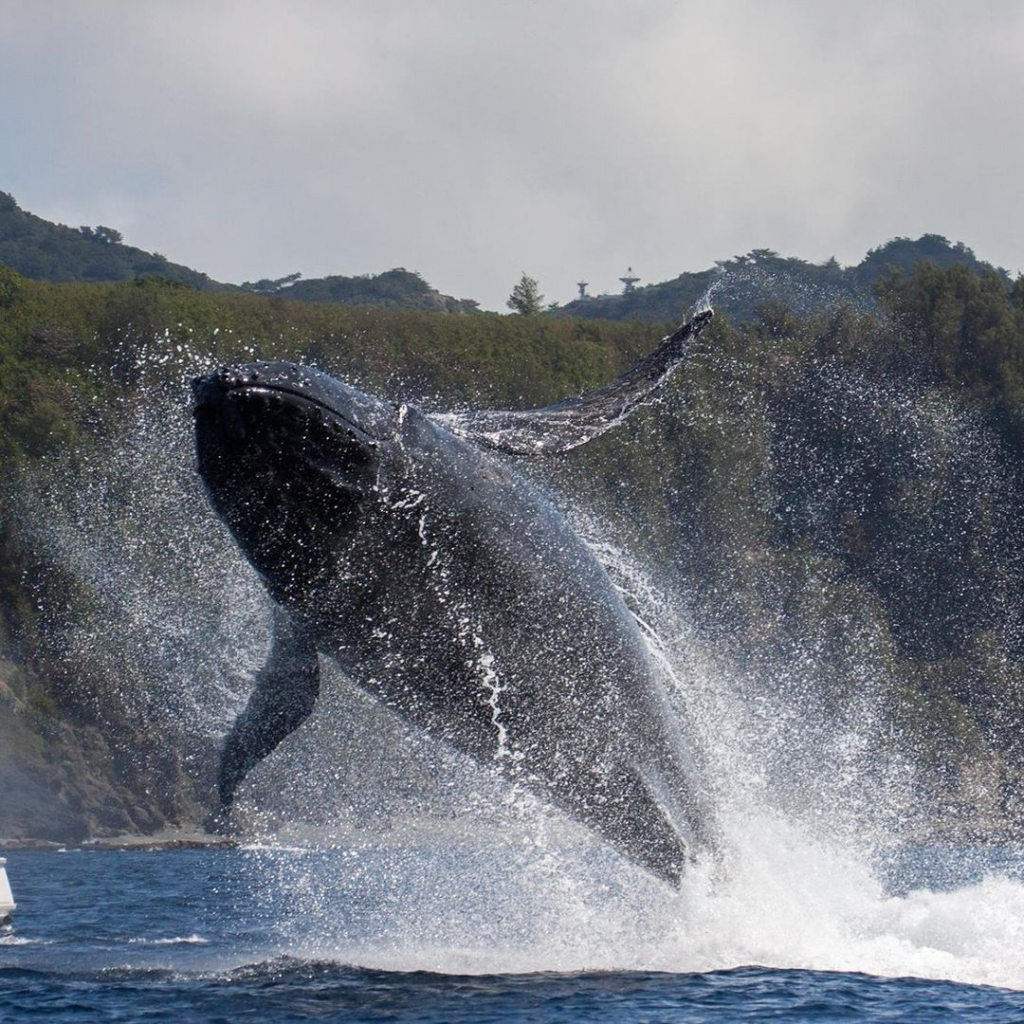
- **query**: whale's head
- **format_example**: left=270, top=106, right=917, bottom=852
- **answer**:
left=193, top=361, right=393, bottom=605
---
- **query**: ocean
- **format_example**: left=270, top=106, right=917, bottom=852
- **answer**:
left=4, top=845, right=1024, bottom=1021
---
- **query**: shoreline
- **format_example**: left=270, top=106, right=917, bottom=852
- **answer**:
left=3, top=825, right=1024, bottom=854
left=0, top=829, right=237, bottom=852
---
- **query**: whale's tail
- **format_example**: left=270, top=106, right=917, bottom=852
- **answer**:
left=441, top=309, right=714, bottom=456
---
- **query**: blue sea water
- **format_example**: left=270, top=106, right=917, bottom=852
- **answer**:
left=4, top=846, right=1024, bottom=1021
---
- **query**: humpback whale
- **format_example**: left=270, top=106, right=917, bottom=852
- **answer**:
left=193, top=310, right=714, bottom=883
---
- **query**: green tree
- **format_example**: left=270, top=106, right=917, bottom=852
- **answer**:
left=1011, top=274, right=1024, bottom=311
left=507, top=272, right=544, bottom=316
left=0, top=263, right=24, bottom=308
left=242, top=272, right=302, bottom=294
left=93, top=226, right=123, bottom=245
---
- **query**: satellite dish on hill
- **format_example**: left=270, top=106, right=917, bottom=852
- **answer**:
left=619, top=267, right=640, bottom=294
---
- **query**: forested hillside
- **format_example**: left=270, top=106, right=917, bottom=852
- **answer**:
left=0, top=192, right=232, bottom=291
left=0, top=193, right=478, bottom=313
left=248, top=267, right=480, bottom=313
left=555, top=235, right=1008, bottom=323
left=2, top=260, right=1024, bottom=842
left=0, top=191, right=1007, bottom=324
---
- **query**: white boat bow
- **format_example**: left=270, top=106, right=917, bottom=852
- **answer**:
left=0, top=857, right=15, bottom=927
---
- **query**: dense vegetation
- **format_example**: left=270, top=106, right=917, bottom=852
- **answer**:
left=2, top=257, right=1024, bottom=842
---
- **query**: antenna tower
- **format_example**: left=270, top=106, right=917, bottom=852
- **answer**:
left=619, top=267, right=640, bottom=294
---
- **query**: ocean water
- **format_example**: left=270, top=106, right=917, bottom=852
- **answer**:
left=4, top=845, right=1024, bottom=1021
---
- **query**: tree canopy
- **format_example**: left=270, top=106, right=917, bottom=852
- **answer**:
left=507, top=272, right=545, bottom=315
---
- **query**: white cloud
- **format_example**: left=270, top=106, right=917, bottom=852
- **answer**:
left=2, top=0, right=1022, bottom=308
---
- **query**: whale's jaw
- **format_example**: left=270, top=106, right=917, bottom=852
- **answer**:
left=192, top=362, right=385, bottom=603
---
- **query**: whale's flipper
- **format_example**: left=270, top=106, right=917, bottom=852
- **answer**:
left=218, top=609, right=320, bottom=809
left=442, top=309, right=713, bottom=455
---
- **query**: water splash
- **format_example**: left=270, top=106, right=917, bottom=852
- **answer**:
left=226, top=526, right=1024, bottom=991
left=690, top=268, right=726, bottom=316
left=11, top=332, right=1024, bottom=993
left=15, top=383, right=270, bottom=738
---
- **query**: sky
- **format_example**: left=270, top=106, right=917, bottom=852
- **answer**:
left=3, top=0, right=1023, bottom=310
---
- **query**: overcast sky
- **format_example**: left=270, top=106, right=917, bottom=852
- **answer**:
left=3, top=1, right=1022, bottom=309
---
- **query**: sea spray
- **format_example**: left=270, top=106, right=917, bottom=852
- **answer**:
left=16, top=382, right=270, bottom=738
left=236, top=524, right=1024, bottom=989
left=10, top=327, right=1024, bottom=992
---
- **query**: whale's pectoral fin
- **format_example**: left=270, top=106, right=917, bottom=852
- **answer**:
left=442, top=309, right=713, bottom=455
left=217, top=609, right=320, bottom=810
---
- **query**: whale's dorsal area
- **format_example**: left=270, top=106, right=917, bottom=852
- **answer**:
left=193, top=309, right=716, bottom=884
left=440, top=309, right=713, bottom=455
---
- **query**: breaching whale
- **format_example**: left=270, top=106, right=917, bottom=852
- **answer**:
left=193, top=310, right=714, bottom=883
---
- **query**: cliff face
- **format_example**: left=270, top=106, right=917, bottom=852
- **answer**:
left=0, top=662, right=215, bottom=841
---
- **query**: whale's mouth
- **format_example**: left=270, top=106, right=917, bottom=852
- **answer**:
left=193, top=385, right=376, bottom=464
left=215, top=384, right=374, bottom=446
left=192, top=362, right=395, bottom=446
left=193, top=365, right=384, bottom=521
left=193, top=369, right=383, bottom=600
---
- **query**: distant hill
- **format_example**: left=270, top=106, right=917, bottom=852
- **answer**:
left=0, top=191, right=234, bottom=292
left=244, top=268, right=480, bottom=313
left=2, top=190, right=1012, bottom=324
left=555, top=236, right=1011, bottom=323
left=0, top=192, right=479, bottom=313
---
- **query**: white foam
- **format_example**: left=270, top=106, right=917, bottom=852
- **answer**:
left=668, top=812, right=1024, bottom=990
left=127, top=934, right=209, bottom=946
left=239, top=843, right=313, bottom=854
left=255, top=819, right=1024, bottom=990
left=251, top=532, right=1024, bottom=991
